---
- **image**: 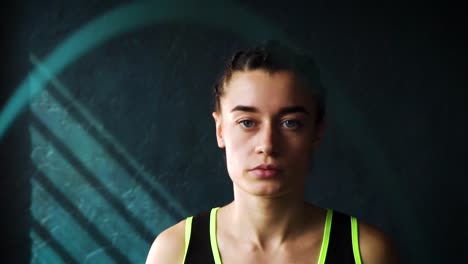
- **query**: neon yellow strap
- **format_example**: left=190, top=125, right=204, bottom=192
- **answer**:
left=182, top=216, right=193, bottom=263
left=210, top=207, right=222, bottom=264
left=351, top=217, right=362, bottom=264
left=317, top=209, right=333, bottom=264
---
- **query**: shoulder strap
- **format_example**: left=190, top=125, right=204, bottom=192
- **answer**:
left=351, top=216, right=362, bottom=264
left=317, top=209, right=333, bottom=264
left=209, top=208, right=222, bottom=264
left=325, top=210, right=356, bottom=264
left=182, top=216, right=193, bottom=263
left=183, top=210, right=215, bottom=264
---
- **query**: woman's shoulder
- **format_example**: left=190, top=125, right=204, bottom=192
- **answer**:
left=307, top=203, right=400, bottom=263
left=331, top=207, right=400, bottom=264
left=357, top=219, right=400, bottom=263
left=145, top=218, right=187, bottom=264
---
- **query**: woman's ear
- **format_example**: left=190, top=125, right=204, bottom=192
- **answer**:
left=212, top=112, right=225, bottom=148
left=312, top=120, right=326, bottom=150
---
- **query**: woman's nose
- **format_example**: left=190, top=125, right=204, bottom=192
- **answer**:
left=255, top=124, right=279, bottom=156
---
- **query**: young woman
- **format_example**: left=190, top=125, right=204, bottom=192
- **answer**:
left=146, top=41, right=399, bottom=264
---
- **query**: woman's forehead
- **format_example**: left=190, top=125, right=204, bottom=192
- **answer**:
left=221, top=70, right=315, bottom=114
left=227, top=70, right=296, bottom=90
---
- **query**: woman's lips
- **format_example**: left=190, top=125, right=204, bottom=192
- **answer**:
left=250, top=169, right=281, bottom=178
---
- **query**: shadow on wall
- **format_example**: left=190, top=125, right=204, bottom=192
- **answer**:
left=28, top=68, right=186, bottom=263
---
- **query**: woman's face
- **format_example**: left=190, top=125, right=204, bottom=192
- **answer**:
left=212, top=70, right=324, bottom=198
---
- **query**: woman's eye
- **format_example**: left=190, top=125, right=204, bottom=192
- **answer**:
left=239, top=120, right=255, bottom=128
left=282, top=120, right=301, bottom=129
left=239, top=120, right=302, bottom=129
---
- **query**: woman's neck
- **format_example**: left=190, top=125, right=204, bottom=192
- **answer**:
left=221, top=188, right=318, bottom=252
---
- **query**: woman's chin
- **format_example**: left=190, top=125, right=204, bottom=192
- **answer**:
left=246, top=184, right=289, bottom=198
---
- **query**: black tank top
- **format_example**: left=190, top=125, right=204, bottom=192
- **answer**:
left=184, top=208, right=361, bottom=264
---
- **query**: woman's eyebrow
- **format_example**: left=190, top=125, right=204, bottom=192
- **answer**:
left=230, top=105, right=310, bottom=116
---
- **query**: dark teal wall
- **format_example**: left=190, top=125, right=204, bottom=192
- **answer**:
left=1, top=1, right=467, bottom=263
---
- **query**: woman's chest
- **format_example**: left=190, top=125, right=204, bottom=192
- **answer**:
left=218, top=234, right=323, bottom=264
